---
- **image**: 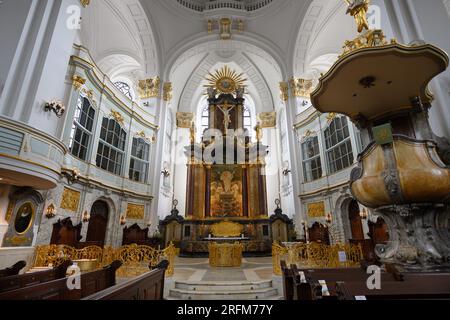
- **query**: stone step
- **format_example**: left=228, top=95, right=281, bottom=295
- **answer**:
left=174, top=280, right=273, bottom=292
left=169, top=287, right=279, bottom=300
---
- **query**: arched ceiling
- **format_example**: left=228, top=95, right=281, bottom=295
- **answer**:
left=79, top=0, right=159, bottom=79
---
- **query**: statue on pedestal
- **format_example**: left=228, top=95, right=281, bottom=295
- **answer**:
left=344, top=0, right=371, bottom=33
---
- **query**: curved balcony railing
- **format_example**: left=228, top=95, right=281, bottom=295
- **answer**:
left=176, top=0, right=274, bottom=12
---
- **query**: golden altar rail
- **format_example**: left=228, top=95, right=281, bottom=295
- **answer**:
left=33, top=243, right=177, bottom=277
left=272, top=242, right=363, bottom=276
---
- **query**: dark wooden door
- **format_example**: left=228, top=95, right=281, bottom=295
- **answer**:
left=308, top=222, right=330, bottom=245
left=349, top=200, right=364, bottom=240
left=86, top=201, right=109, bottom=246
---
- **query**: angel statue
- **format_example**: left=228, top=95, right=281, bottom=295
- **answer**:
left=189, top=121, right=196, bottom=144
left=344, top=0, right=371, bottom=33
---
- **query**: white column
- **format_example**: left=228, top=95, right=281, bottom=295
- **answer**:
left=0, top=185, right=12, bottom=247
left=0, top=0, right=80, bottom=138
left=384, top=0, right=450, bottom=138
left=285, top=95, right=306, bottom=236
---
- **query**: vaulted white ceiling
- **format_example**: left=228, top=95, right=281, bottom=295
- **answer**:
left=77, top=0, right=362, bottom=114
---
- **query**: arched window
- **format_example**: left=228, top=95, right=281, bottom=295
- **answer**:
left=324, top=117, right=354, bottom=174
left=96, top=118, right=127, bottom=175
left=200, top=105, right=209, bottom=134
left=69, top=96, right=95, bottom=161
left=301, top=136, right=322, bottom=182
left=114, top=81, right=134, bottom=100
left=243, top=105, right=252, bottom=133
left=129, top=137, right=150, bottom=183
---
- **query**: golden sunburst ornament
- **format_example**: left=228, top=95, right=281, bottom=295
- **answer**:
left=205, top=65, right=247, bottom=94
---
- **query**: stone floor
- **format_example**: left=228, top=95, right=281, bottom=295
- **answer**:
left=166, top=256, right=282, bottom=300
left=171, top=256, right=274, bottom=282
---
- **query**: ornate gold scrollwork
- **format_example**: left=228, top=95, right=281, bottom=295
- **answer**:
left=272, top=242, right=363, bottom=275
left=60, top=187, right=81, bottom=212
left=210, top=220, right=244, bottom=237
left=33, top=243, right=177, bottom=278
left=208, top=242, right=243, bottom=267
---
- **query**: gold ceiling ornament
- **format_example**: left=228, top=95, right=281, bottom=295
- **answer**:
left=176, top=112, right=194, bottom=128
left=126, top=203, right=145, bottom=220
left=79, top=0, right=90, bottom=8
left=138, top=77, right=161, bottom=99
left=205, top=65, right=247, bottom=95
left=279, top=82, right=289, bottom=102
left=289, top=78, right=314, bottom=98
left=344, top=0, right=370, bottom=33
left=163, top=82, right=173, bottom=102
left=60, top=187, right=81, bottom=212
left=210, top=220, right=244, bottom=238
left=110, top=110, right=125, bottom=127
left=258, top=112, right=277, bottom=128
left=72, top=75, right=86, bottom=91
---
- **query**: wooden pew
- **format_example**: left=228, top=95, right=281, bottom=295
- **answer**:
left=0, top=261, right=26, bottom=278
left=0, top=261, right=121, bottom=300
left=280, top=261, right=295, bottom=300
left=0, top=260, right=72, bottom=294
left=83, top=260, right=169, bottom=300
left=335, top=274, right=450, bottom=300
left=286, top=263, right=450, bottom=300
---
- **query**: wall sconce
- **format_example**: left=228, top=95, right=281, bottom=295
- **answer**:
left=325, top=213, right=333, bottom=224
left=44, top=99, right=65, bottom=118
left=360, top=208, right=369, bottom=220
left=82, top=210, right=90, bottom=223
left=62, top=167, right=79, bottom=184
left=120, top=215, right=127, bottom=225
left=45, top=204, right=56, bottom=219
left=282, top=168, right=291, bottom=176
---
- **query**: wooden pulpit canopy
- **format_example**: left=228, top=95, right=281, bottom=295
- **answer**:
left=310, top=44, right=449, bottom=123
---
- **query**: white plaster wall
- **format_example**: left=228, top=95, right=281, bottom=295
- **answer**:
left=0, top=0, right=32, bottom=100
left=0, top=247, right=35, bottom=273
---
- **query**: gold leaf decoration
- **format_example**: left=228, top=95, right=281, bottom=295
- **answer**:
left=126, top=203, right=145, bottom=220
left=60, top=188, right=81, bottom=212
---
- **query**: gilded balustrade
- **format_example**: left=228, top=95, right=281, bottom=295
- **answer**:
left=33, top=243, right=177, bottom=278
left=272, top=242, right=363, bottom=275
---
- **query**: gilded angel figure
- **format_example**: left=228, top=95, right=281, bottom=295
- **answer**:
left=344, top=0, right=371, bottom=33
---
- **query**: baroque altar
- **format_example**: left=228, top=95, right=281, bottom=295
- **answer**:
left=181, top=66, right=272, bottom=256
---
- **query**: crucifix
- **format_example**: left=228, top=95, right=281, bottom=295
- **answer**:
left=217, top=104, right=235, bottom=135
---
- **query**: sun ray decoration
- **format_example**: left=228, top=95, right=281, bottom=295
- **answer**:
left=205, top=65, right=247, bottom=94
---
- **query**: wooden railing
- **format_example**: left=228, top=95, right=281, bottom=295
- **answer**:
left=33, top=243, right=177, bottom=278
left=272, top=242, right=363, bottom=276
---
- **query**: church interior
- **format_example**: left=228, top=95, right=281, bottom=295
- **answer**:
left=0, top=0, right=450, bottom=302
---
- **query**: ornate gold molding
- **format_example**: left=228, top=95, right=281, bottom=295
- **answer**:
left=126, top=203, right=145, bottom=220
left=290, top=78, right=314, bottom=98
left=279, top=82, right=289, bottom=102
left=60, top=187, right=81, bottom=212
left=341, top=29, right=391, bottom=57
left=163, top=82, right=173, bottom=102
left=138, top=77, right=161, bottom=99
left=258, top=112, right=276, bottom=128
left=80, top=0, right=90, bottom=8
left=210, top=221, right=244, bottom=237
left=110, top=110, right=125, bottom=127
left=176, top=112, right=194, bottom=128
left=72, top=75, right=86, bottom=91
left=307, top=201, right=326, bottom=218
